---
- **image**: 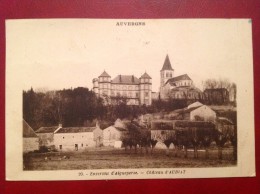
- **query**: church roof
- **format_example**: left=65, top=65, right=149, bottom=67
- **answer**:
left=99, top=71, right=111, bottom=77
left=165, top=74, right=191, bottom=84
left=112, top=75, right=140, bottom=84
left=140, top=72, right=152, bottom=79
left=161, top=55, right=174, bottom=71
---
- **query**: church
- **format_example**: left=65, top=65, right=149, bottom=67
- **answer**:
left=159, top=55, right=203, bottom=100
left=93, top=71, right=152, bottom=105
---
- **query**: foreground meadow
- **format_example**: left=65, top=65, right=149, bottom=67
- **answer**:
left=23, top=147, right=236, bottom=170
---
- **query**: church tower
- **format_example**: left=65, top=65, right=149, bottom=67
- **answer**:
left=160, top=55, right=174, bottom=88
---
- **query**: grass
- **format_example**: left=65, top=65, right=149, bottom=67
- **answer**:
left=23, top=147, right=236, bottom=170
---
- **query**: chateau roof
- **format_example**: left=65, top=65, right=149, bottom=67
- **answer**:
left=56, top=127, right=96, bottom=133
left=165, top=74, right=191, bottom=84
left=161, top=55, right=174, bottom=71
left=99, top=71, right=111, bottom=77
left=23, top=120, right=38, bottom=138
left=140, top=72, right=152, bottom=79
left=36, top=126, right=59, bottom=133
left=112, top=75, right=140, bottom=84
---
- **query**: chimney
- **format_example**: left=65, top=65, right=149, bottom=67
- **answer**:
left=58, top=123, right=62, bottom=128
left=132, top=75, right=134, bottom=82
left=96, top=121, right=100, bottom=128
left=119, top=75, right=122, bottom=82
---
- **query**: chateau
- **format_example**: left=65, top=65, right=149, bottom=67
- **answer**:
left=93, top=71, right=152, bottom=105
left=159, top=55, right=203, bottom=100
left=92, top=54, right=203, bottom=106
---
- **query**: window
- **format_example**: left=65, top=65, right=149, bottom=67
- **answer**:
left=128, top=86, right=132, bottom=90
left=135, top=86, right=139, bottom=90
left=128, top=92, right=132, bottom=97
left=136, top=93, right=139, bottom=98
left=145, top=92, right=149, bottom=97
left=123, top=92, right=127, bottom=96
left=59, top=145, right=62, bottom=150
left=145, top=85, right=149, bottom=89
left=111, top=91, right=115, bottom=96
left=117, top=92, right=120, bottom=96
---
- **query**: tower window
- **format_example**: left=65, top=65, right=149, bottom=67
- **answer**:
left=145, top=92, right=149, bottom=97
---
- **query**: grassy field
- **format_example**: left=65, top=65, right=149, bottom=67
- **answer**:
left=23, top=147, right=236, bottom=170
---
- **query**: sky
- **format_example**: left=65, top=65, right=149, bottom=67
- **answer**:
left=6, top=19, right=253, bottom=92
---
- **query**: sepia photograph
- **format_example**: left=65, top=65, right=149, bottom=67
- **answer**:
left=5, top=19, right=255, bottom=180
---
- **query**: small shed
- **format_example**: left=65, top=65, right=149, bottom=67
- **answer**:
left=23, top=120, right=39, bottom=153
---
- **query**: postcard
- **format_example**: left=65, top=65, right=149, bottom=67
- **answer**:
left=5, top=19, right=255, bottom=180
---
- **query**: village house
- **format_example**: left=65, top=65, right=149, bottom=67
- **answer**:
left=53, top=123, right=103, bottom=151
left=103, top=119, right=128, bottom=148
left=23, top=120, right=39, bottom=153
left=181, top=102, right=216, bottom=122
left=35, top=124, right=61, bottom=150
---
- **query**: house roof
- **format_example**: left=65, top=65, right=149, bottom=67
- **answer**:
left=55, top=127, right=96, bottom=133
left=23, top=120, right=38, bottom=138
left=161, top=55, right=174, bottom=71
left=218, top=117, right=234, bottom=125
left=165, top=74, right=191, bottom=84
left=114, top=127, right=128, bottom=132
left=175, top=121, right=215, bottom=128
left=204, top=88, right=228, bottom=93
left=111, top=75, right=140, bottom=84
left=140, top=72, right=152, bottom=79
left=187, top=101, right=204, bottom=109
left=99, top=71, right=111, bottom=77
left=36, top=126, right=59, bottom=133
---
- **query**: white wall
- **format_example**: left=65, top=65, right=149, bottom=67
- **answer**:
left=54, top=132, right=95, bottom=151
left=103, top=126, right=122, bottom=146
left=190, top=105, right=216, bottom=122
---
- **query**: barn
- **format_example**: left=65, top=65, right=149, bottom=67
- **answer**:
left=190, top=105, right=216, bottom=122
left=53, top=127, right=96, bottom=151
left=23, top=120, right=39, bottom=153
left=35, top=125, right=61, bottom=150
left=180, top=103, right=216, bottom=122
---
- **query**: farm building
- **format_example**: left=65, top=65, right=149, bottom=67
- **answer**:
left=53, top=126, right=97, bottom=151
left=181, top=104, right=216, bottom=122
left=23, top=120, right=39, bottom=153
left=35, top=124, right=61, bottom=150
left=103, top=119, right=128, bottom=148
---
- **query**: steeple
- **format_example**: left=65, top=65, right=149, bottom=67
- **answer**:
left=161, top=54, right=173, bottom=71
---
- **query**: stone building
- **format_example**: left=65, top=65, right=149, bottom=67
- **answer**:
left=93, top=71, right=152, bottom=105
left=23, top=120, right=39, bottom=153
left=35, top=125, right=61, bottom=150
left=53, top=127, right=97, bottom=151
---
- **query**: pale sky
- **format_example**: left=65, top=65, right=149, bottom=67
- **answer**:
left=6, top=19, right=252, bottom=92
